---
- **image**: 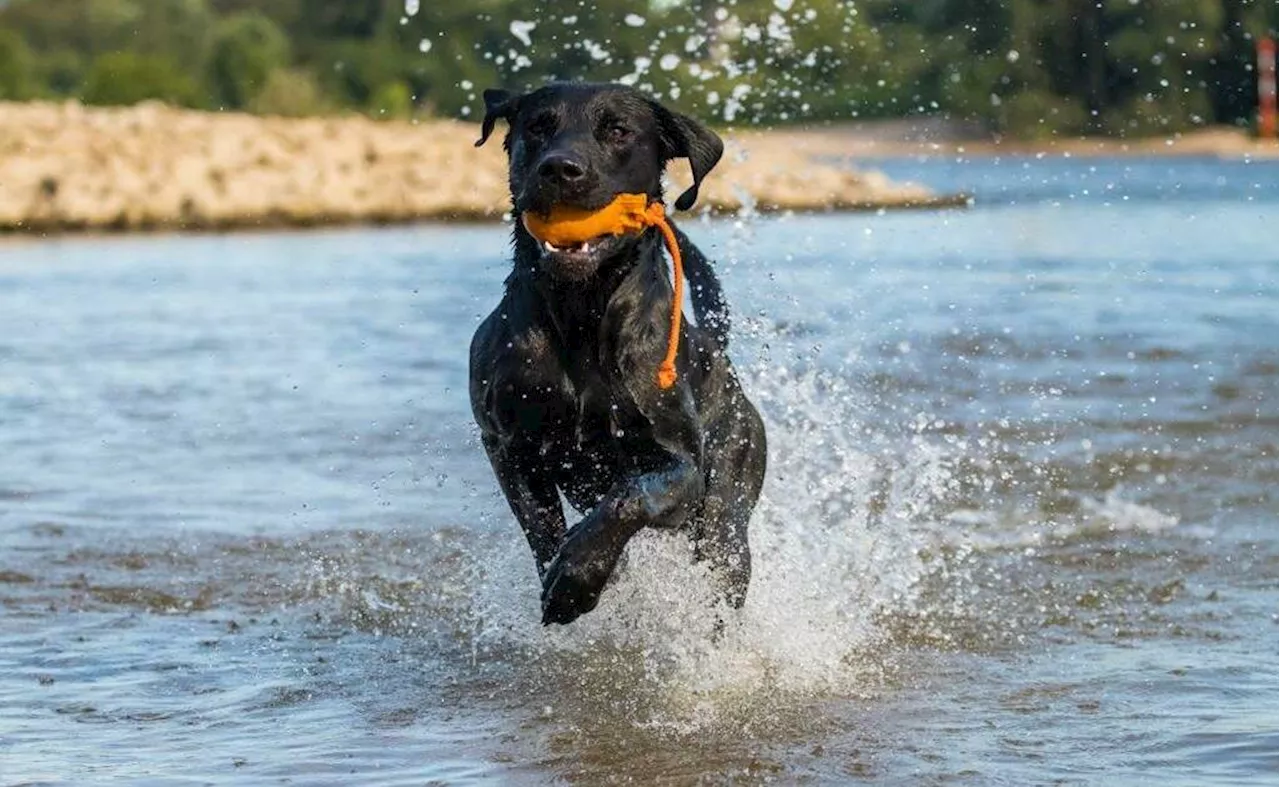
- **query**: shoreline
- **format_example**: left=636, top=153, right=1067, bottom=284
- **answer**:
left=0, top=101, right=959, bottom=236
left=751, top=120, right=1280, bottom=161
left=0, top=194, right=973, bottom=237
left=2, top=102, right=1269, bottom=236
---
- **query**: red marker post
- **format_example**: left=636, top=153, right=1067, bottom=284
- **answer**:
left=1258, top=38, right=1278, bottom=138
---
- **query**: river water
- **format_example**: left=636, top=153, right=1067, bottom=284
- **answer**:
left=1, top=156, right=1276, bottom=785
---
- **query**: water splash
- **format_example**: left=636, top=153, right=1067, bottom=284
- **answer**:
left=509, top=20, right=536, bottom=48
left=453, top=360, right=957, bottom=729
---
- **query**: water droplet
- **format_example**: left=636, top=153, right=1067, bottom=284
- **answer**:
left=509, top=20, right=536, bottom=47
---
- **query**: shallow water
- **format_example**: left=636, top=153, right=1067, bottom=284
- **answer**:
left=1, top=156, right=1276, bottom=785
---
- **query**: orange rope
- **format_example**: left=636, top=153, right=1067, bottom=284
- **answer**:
left=522, top=195, right=685, bottom=389
left=645, top=205, right=682, bottom=389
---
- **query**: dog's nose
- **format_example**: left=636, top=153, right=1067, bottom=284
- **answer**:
left=538, top=154, right=587, bottom=185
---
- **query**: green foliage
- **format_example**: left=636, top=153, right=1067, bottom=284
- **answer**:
left=1, top=0, right=215, bottom=101
left=34, top=49, right=88, bottom=96
left=126, top=0, right=216, bottom=75
left=208, top=11, right=290, bottom=109
left=0, top=28, right=35, bottom=100
left=210, top=0, right=301, bottom=29
left=368, top=80, right=414, bottom=119
left=313, top=38, right=411, bottom=108
left=295, top=0, right=386, bottom=40
left=249, top=67, right=329, bottom=116
left=81, top=51, right=203, bottom=107
left=0, top=0, right=1275, bottom=136
left=5, top=0, right=214, bottom=72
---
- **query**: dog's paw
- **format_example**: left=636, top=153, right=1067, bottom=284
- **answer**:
left=539, top=540, right=612, bottom=626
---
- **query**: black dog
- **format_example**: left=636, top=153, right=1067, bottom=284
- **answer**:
left=470, top=82, right=766, bottom=625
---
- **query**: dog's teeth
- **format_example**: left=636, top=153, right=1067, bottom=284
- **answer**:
left=543, top=241, right=556, bottom=252
left=579, top=242, right=591, bottom=253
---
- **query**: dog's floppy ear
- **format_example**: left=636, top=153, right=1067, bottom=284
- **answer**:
left=650, top=101, right=724, bottom=211
left=476, top=88, right=520, bottom=148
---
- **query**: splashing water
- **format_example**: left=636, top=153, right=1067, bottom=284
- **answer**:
left=450, top=354, right=959, bottom=730
left=509, top=20, right=536, bottom=48
left=375, top=209, right=975, bottom=733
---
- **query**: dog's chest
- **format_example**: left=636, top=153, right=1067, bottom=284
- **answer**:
left=554, top=380, right=647, bottom=455
left=543, top=380, right=652, bottom=505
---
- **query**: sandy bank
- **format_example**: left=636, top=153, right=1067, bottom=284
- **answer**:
left=0, top=102, right=962, bottom=234
left=783, top=120, right=1280, bottom=160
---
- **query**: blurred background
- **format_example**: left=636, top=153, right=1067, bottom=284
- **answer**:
left=0, top=2, right=1276, bottom=785
left=0, top=0, right=1275, bottom=136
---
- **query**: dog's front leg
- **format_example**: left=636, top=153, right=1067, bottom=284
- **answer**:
left=541, top=385, right=705, bottom=625
left=481, top=433, right=566, bottom=580
left=540, top=456, right=703, bottom=625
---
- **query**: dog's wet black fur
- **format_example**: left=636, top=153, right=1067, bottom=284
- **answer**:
left=470, top=82, right=766, bottom=625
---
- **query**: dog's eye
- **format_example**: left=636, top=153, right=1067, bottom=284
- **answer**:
left=606, top=124, right=632, bottom=143
left=526, top=113, right=557, bottom=138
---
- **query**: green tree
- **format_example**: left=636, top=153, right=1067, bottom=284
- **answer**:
left=207, top=11, right=290, bottom=109
left=34, top=49, right=88, bottom=96
left=128, top=0, right=216, bottom=76
left=81, top=51, right=203, bottom=106
left=250, top=67, right=329, bottom=116
left=292, top=0, right=387, bottom=43
left=313, top=38, right=415, bottom=108
left=209, top=0, right=301, bottom=29
left=0, top=0, right=1273, bottom=135
left=1092, top=0, right=1218, bottom=134
left=669, top=0, right=891, bottom=123
left=369, top=79, right=414, bottom=118
left=0, top=28, right=36, bottom=100
left=0, top=0, right=213, bottom=99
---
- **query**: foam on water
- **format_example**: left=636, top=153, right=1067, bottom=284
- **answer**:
left=1078, top=486, right=1180, bottom=535
left=940, top=484, right=1185, bottom=553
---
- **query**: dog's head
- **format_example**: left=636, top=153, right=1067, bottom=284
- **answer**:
left=476, top=82, right=722, bottom=281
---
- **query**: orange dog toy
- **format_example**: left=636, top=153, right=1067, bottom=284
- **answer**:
left=522, top=194, right=684, bottom=389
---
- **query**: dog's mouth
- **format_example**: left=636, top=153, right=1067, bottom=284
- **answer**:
left=535, top=233, right=627, bottom=280
left=536, top=232, right=617, bottom=256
